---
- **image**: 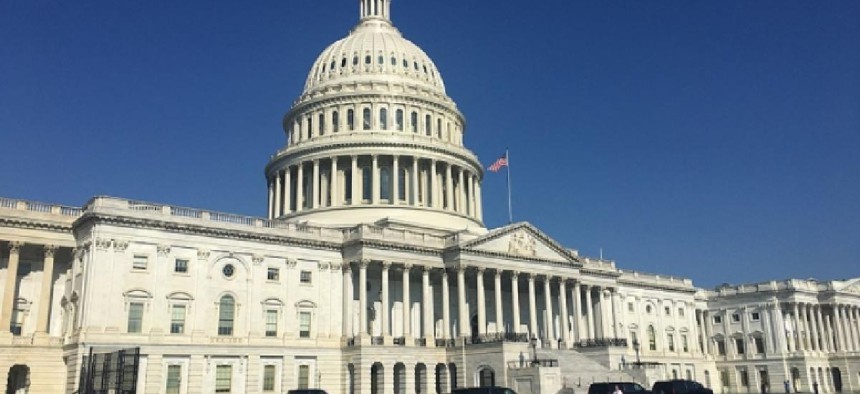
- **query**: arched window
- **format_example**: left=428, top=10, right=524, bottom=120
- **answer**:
left=478, top=367, right=495, bottom=387
left=425, top=114, right=432, bottom=136
left=218, top=295, right=235, bottom=336
left=332, top=111, right=339, bottom=133
left=377, top=55, right=384, bottom=65
left=318, top=113, right=325, bottom=136
left=410, top=111, right=418, bottom=133
left=647, top=325, right=656, bottom=351
left=379, top=108, right=388, bottom=130
left=395, top=109, right=404, bottom=131
left=365, top=55, right=371, bottom=65
left=347, top=109, right=355, bottom=131
left=380, top=167, right=391, bottom=200
left=307, top=115, right=313, bottom=139
left=390, top=56, right=396, bottom=66
left=344, top=168, right=353, bottom=202
left=363, top=108, right=372, bottom=130
left=341, top=57, right=347, bottom=68
left=353, top=56, right=359, bottom=66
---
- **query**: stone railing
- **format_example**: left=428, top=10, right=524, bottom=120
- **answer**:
left=572, top=337, right=628, bottom=349
left=507, top=358, right=559, bottom=370
left=464, top=332, right=530, bottom=345
left=619, top=270, right=694, bottom=288
left=83, top=196, right=344, bottom=240
left=0, top=197, right=82, bottom=217
left=345, top=224, right=446, bottom=248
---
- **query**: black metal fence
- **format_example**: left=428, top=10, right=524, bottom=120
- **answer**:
left=572, top=337, right=628, bottom=348
left=77, top=347, right=140, bottom=394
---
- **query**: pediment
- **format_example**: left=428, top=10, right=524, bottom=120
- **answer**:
left=457, top=222, right=579, bottom=264
left=835, top=277, right=860, bottom=294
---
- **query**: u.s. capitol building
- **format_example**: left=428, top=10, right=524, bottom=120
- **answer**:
left=1, top=1, right=858, bottom=393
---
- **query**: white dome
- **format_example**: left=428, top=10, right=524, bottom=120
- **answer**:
left=303, top=18, right=446, bottom=96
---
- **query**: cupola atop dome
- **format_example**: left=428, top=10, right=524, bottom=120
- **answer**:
left=360, top=0, right=391, bottom=21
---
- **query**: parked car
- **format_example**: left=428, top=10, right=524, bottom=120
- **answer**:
left=287, top=389, right=329, bottom=394
left=588, top=382, right=651, bottom=394
left=452, top=387, right=518, bottom=394
left=651, top=380, right=713, bottom=394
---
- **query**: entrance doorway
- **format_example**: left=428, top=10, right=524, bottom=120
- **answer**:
left=831, top=368, right=842, bottom=393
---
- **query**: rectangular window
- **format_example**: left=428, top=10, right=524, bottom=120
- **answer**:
left=720, top=370, right=730, bottom=387
left=298, top=365, right=310, bottom=389
left=736, top=337, right=745, bottom=354
left=754, top=337, right=765, bottom=354
left=216, top=365, right=232, bottom=393
left=731, top=313, right=741, bottom=323
left=678, top=308, right=685, bottom=317
left=717, top=339, right=726, bottom=355
left=166, top=364, right=182, bottom=394
left=300, top=271, right=312, bottom=284
left=667, top=333, right=675, bottom=352
left=664, top=306, right=671, bottom=316
left=713, top=315, right=722, bottom=324
left=628, top=302, right=634, bottom=312
left=267, top=268, right=279, bottom=281
left=299, top=311, right=311, bottom=338
left=739, top=369, right=749, bottom=387
left=133, top=255, right=148, bottom=270
left=170, top=305, right=186, bottom=334
left=265, top=310, right=278, bottom=337
left=751, top=312, right=760, bottom=321
left=263, top=365, right=276, bottom=392
left=128, top=302, right=144, bottom=333
left=174, top=259, right=188, bottom=273
left=682, top=334, right=689, bottom=352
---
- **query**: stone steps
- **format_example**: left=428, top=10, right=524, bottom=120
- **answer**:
left=537, top=349, right=639, bottom=392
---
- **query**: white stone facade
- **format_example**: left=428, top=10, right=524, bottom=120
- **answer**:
left=1, top=1, right=858, bottom=394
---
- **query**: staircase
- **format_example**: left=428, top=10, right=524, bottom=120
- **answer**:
left=537, top=348, right=639, bottom=390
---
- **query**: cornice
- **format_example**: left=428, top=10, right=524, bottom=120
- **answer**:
left=74, top=213, right=342, bottom=252
left=345, top=238, right=442, bottom=257
left=453, top=248, right=578, bottom=269
left=0, top=216, right=74, bottom=233
left=266, top=140, right=483, bottom=177
left=287, top=91, right=464, bottom=124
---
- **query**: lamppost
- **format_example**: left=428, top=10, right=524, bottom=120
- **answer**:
left=633, top=338, right=641, bottom=364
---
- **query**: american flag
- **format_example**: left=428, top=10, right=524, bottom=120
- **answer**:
left=487, top=153, right=508, bottom=172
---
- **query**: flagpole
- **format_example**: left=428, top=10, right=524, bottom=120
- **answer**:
left=505, top=148, right=513, bottom=224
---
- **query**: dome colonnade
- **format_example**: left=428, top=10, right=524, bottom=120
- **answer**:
left=264, top=0, right=484, bottom=229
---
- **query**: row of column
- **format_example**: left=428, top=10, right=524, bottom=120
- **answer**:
left=267, top=155, right=482, bottom=221
left=0, top=242, right=58, bottom=336
left=340, top=261, right=619, bottom=347
left=696, top=300, right=860, bottom=358
left=782, top=302, right=860, bottom=354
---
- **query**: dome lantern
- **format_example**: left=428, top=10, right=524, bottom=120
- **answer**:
left=360, top=0, right=391, bottom=21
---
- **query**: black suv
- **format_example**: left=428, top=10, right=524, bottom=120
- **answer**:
left=588, top=382, right=651, bottom=394
left=651, top=380, right=713, bottom=394
left=452, top=387, right=518, bottom=394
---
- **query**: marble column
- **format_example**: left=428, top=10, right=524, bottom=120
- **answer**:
left=343, top=265, right=353, bottom=336
left=359, top=260, right=368, bottom=335
left=528, top=274, right=538, bottom=338
left=475, top=182, right=483, bottom=221
left=284, top=168, right=292, bottom=214
left=422, top=267, right=433, bottom=342
left=762, top=304, right=774, bottom=354
left=392, top=155, right=400, bottom=204
left=402, top=264, right=411, bottom=339
left=543, top=277, right=554, bottom=342
left=476, top=268, right=486, bottom=336
left=457, top=266, right=468, bottom=338
left=351, top=156, right=359, bottom=205
left=789, top=306, right=798, bottom=352
left=511, top=273, right=521, bottom=334
left=457, top=168, right=465, bottom=213
left=371, top=155, right=380, bottom=204
left=572, top=281, right=582, bottom=342
left=809, top=304, right=820, bottom=351
left=381, top=262, right=390, bottom=336
left=559, top=280, right=569, bottom=347
left=312, top=159, right=320, bottom=209
left=36, top=245, right=57, bottom=334
left=850, top=307, right=860, bottom=351
left=296, top=163, right=305, bottom=211
left=445, top=164, right=454, bottom=211
left=271, top=175, right=279, bottom=218
left=411, top=158, right=420, bottom=206
left=585, top=285, right=595, bottom=340
left=816, top=305, right=827, bottom=352
left=430, top=159, right=438, bottom=208
left=825, top=315, right=836, bottom=353
left=330, top=158, right=339, bottom=207
left=0, top=242, right=23, bottom=332
left=468, top=174, right=476, bottom=217
left=442, top=269, right=451, bottom=340
left=494, top=270, right=503, bottom=334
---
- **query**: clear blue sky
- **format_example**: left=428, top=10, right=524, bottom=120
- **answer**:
left=1, top=1, right=858, bottom=288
